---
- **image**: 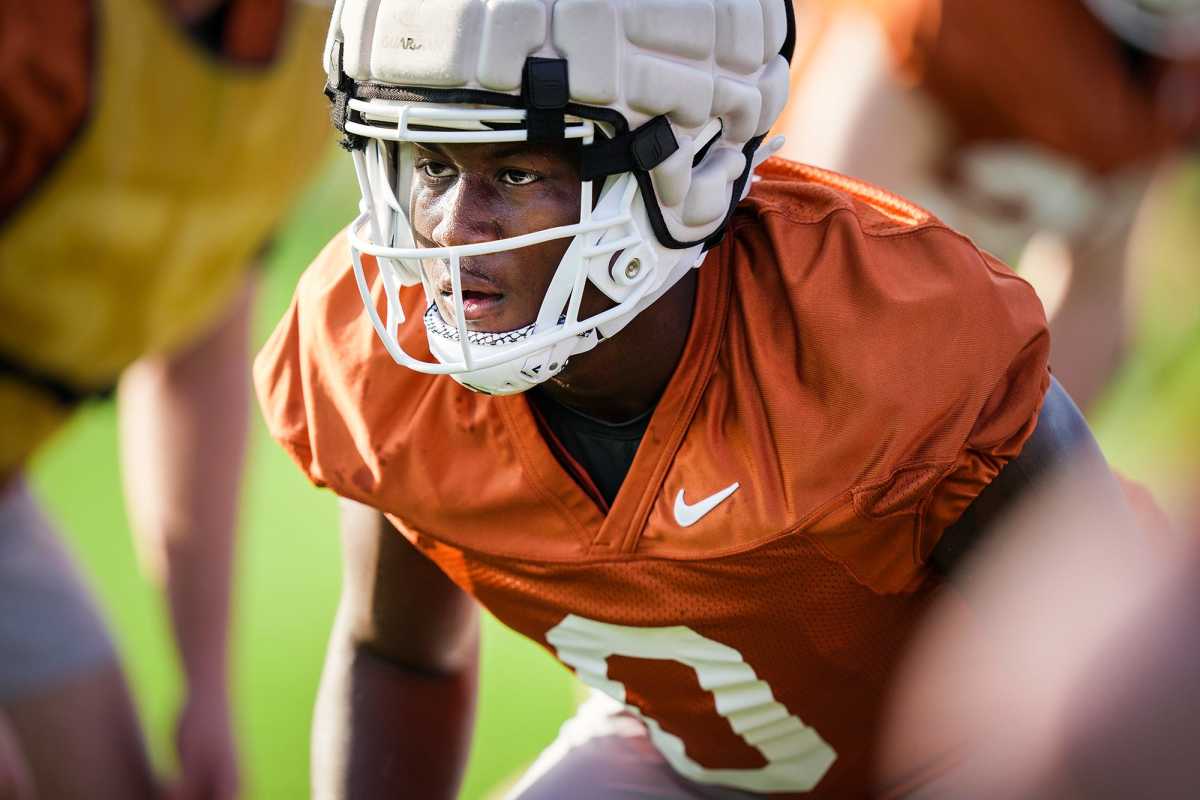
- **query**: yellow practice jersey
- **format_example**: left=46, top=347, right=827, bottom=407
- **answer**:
left=0, top=0, right=332, bottom=473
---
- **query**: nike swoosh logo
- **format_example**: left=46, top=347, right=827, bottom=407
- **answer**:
left=673, top=482, right=740, bottom=528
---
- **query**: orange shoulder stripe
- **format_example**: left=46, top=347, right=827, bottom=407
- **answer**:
left=758, top=157, right=932, bottom=227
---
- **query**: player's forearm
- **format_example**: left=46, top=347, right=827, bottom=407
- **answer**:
left=118, top=278, right=255, bottom=696
left=159, top=528, right=237, bottom=695
left=312, top=622, right=479, bottom=800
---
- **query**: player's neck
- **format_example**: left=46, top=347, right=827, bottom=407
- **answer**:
left=536, top=269, right=698, bottom=424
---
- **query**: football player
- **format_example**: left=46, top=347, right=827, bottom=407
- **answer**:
left=0, top=1, right=330, bottom=798
left=777, top=0, right=1200, bottom=410
left=255, top=1, right=1145, bottom=797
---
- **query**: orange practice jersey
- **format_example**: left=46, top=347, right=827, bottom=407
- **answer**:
left=877, top=0, right=1200, bottom=173
left=256, top=159, right=1051, bottom=797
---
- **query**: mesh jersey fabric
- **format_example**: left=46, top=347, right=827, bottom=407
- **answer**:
left=0, top=0, right=331, bottom=474
left=875, top=0, right=1200, bottom=174
left=255, top=157, right=1051, bottom=797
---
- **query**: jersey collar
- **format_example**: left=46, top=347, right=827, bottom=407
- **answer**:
left=497, top=234, right=733, bottom=556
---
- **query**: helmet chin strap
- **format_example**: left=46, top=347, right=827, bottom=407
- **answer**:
left=422, top=241, right=706, bottom=397
left=425, top=318, right=601, bottom=396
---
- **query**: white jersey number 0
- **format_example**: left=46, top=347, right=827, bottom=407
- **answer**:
left=546, top=614, right=837, bottom=794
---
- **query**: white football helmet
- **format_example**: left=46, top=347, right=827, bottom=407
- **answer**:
left=1083, top=0, right=1200, bottom=58
left=323, top=0, right=795, bottom=395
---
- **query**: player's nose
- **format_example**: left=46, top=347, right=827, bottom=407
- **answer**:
left=431, top=177, right=504, bottom=248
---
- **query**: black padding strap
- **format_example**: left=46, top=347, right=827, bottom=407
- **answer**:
left=701, top=132, right=764, bottom=252
left=522, top=57, right=570, bottom=142
left=324, top=42, right=365, bottom=151
left=580, top=115, right=679, bottom=181
left=781, top=0, right=798, bottom=63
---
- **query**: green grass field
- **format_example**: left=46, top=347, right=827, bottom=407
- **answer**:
left=26, top=150, right=1199, bottom=798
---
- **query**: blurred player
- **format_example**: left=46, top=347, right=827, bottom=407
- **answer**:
left=880, top=464, right=1197, bottom=799
left=778, top=0, right=1200, bottom=409
left=255, top=1, right=1146, bottom=797
left=0, top=1, right=330, bottom=797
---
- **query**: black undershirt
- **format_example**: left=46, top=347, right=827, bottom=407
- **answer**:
left=529, top=389, right=651, bottom=508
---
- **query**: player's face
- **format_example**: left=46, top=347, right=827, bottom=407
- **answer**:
left=410, top=140, right=593, bottom=334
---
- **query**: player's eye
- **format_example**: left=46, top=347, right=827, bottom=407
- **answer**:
left=500, top=169, right=539, bottom=186
left=417, top=160, right=457, bottom=179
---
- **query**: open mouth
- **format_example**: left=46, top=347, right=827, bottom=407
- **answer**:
left=430, top=259, right=508, bottom=323
left=434, top=269, right=507, bottom=324
left=437, top=286, right=505, bottom=322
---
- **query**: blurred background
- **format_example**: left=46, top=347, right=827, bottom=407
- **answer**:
left=11, top=0, right=1200, bottom=797
left=24, top=150, right=580, bottom=800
